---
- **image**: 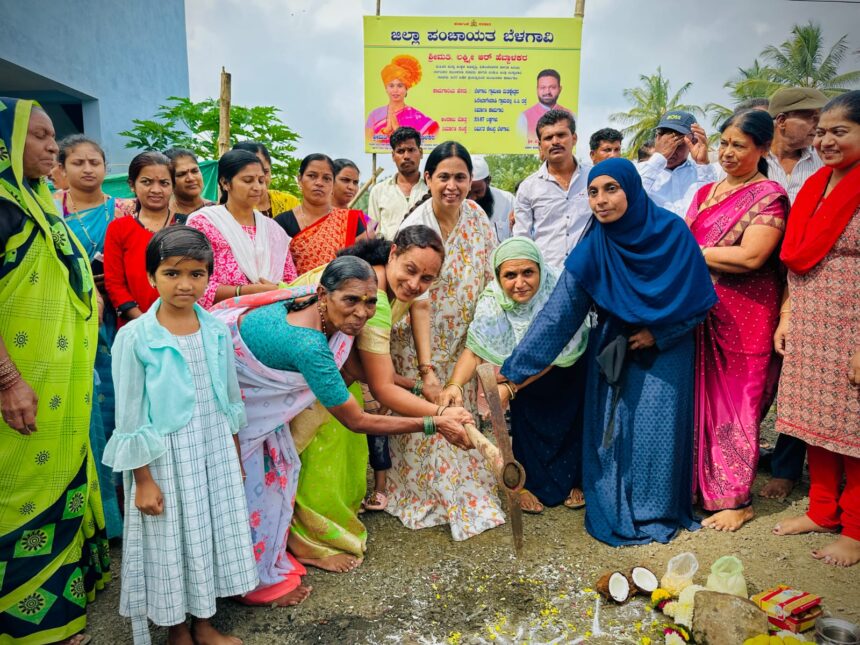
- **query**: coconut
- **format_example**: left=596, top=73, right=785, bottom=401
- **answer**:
left=596, top=571, right=631, bottom=603
left=630, top=566, right=659, bottom=595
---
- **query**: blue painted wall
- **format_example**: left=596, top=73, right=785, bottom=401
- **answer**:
left=0, top=0, right=189, bottom=172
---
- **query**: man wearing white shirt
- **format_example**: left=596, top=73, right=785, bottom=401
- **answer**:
left=637, top=110, right=716, bottom=217
left=513, top=109, right=592, bottom=267
left=468, top=156, right=513, bottom=242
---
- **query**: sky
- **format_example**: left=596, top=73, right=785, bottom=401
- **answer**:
left=184, top=0, right=860, bottom=177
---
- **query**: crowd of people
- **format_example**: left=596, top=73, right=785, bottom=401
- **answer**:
left=0, top=85, right=858, bottom=645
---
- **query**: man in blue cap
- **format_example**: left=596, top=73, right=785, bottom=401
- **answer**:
left=637, top=110, right=715, bottom=216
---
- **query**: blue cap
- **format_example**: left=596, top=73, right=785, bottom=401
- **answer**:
left=657, top=110, right=696, bottom=135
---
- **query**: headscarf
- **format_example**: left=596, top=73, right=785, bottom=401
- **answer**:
left=381, top=55, right=423, bottom=89
left=564, top=158, right=716, bottom=326
left=780, top=163, right=860, bottom=275
left=466, top=237, right=588, bottom=366
left=0, top=97, right=94, bottom=319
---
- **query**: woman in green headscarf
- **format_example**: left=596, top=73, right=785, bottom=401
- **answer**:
left=0, top=98, right=109, bottom=644
left=439, top=236, right=590, bottom=513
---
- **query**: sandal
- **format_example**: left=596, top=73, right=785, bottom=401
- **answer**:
left=362, top=490, right=388, bottom=512
left=518, top=489, right=544, bottom=514
left=563, top=488, right=586, bottom=509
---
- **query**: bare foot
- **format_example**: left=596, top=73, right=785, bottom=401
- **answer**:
left=167, top=623, right=194, bottom=645
left=563, top=487, right=585, bottom=509
left=701, top=506, right=755, bottom=532
left=191, top=618, right=242, bottom=645
left=812, top=535, right=860, bottom=567
left=518, top=489, right=544, bottom=514
left=57, top=634, right=91, bottom=645
left=271, top=584, right=313, bottom=606
left=298, top=553, right=362, bottom=573
left=773, top=514, right=838, bottom=536
left=759, top=477, right=795, bottom=499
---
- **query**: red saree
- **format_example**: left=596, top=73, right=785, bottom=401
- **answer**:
left=289, top=208, right=362, bottom=275
left=686, top=180, right=788, bottom=510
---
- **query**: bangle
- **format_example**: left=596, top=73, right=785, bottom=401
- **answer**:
left=779, top=308, right=791, bottom=315
left=235, top=285, right=242, bottom=297
left=422, top=416, right=437, bottom=436
left=436, top=404, right=449, bottom=416
left=444, top=382, right=464, bottom=397
left=411, top=378, right=424, bottom=396
left=0, top=357, right=22, bottom=391
left=502, top=381, right=517, bottom=400
left=417, top=363, right=435, bottom=376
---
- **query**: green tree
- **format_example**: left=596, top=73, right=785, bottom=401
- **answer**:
left=118, top=97, right=301, bottom=194
left=610, top=68, right=704, bottom=159
left=484, top=155, right=541, bottom=193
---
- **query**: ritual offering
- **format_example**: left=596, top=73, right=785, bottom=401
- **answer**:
left=661, top=552, right=699, bottom=597
left=630, top=565, right=659, bottom=595
left=596, top=571, right=632, bottom=604
left=750, top=585, right=823, bottom=634
left=706, top=555, right=748, bottom=598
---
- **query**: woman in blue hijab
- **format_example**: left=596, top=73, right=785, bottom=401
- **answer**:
left=500, top=158, right=717, bottom=546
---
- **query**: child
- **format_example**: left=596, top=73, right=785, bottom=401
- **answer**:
left=103, top=226, right=258, bottom=645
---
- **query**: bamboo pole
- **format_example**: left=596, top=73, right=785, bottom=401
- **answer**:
left=348, top=166, right=384, bottom=209
left=217, top=67, right=231, bottom=158
left=574, top=0, right=585, bottom=17
left=370, top=0, right=382, bottom=185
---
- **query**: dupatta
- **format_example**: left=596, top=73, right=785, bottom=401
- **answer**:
left=289, top=208, right=361, bottom=275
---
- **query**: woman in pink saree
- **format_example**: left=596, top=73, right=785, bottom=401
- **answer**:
left=365, top=55, right=439, bottom=151
left=686, top=110, right=789, bottom=532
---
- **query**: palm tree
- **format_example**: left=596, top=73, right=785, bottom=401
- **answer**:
left=610, top=67, right=704, bottom=159
left=706, top=62, right=774, bottom=136
left=728, top=22, right=860, bottom=98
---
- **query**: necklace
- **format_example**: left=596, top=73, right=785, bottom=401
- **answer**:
left=317, top=300, right=328, bottom=335
left=714, top=169, right=761, bottom=198
left=63, top=191, right=110, bottom=255
left=136, top=208, right=173, bottom=233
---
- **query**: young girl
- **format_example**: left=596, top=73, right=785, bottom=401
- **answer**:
left=103, top=226, right=258, bottom=645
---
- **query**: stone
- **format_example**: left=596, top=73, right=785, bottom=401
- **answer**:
left=692, top=590, right=769, bottom=645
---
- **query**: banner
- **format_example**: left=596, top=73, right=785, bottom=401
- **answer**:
left=102, top=159, right=219, bottom=203
left=363, top=15, right=582, bottom=154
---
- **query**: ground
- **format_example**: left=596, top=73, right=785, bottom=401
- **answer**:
left=87, top=424, right=859, bottom=644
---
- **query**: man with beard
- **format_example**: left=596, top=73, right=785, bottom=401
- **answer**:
left=368, top=126, right=429, bottom=239
left=513, top=109, right=592, bottom=267
left=518, top=69, right=572, bottom=148
left=637, top=110, right=715, bottom=216
left=468, top=156, right=513, bottom=242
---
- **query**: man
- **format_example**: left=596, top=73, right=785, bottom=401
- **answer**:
left=637, top=139, right=655, bottom=163
left=469, top=156, right=514, bottom=242
left=637, top=110, right=715, bottom=216
left=589, top=127, right=623, bottom=164
left=757, top=87, right=827, bottom=501
left=368, top=126, right=429, bottom=239
left=518, top=69, right=572, bottom=148
left=513, top=109, right=592, bottom=267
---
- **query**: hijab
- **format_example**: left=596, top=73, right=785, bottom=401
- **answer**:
left=564, top=158, right=716, bottom=326
left=466, top=236, right=588, bottom=366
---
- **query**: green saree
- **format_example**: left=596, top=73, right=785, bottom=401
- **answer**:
left=0, top=99, right=109, bottom=643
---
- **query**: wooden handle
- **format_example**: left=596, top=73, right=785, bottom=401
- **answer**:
left=464, top=423, right=526, bottom=492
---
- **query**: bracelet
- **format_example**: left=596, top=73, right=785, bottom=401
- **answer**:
left=444, top=382, right=464, bottom=397
left=422, top=416, right=437, bottom=436
left=235, top=285, right=242, bottom=297
left=779, top=308, right=791, bottom=315
left=0, top=358, right=22, bottom=391
left=417, top=363, right=435, bottom=376
left=502, top=381, right=517, bottom=400
left=436, top=404, right=449, bottom=416
left=411, top=378, right=424, bottom=396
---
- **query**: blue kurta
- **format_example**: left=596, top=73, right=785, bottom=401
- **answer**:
left=502, top=271, right=701, bottom=546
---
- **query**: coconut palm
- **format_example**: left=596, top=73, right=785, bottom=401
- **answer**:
left=610, top=67, right=704, bottom=159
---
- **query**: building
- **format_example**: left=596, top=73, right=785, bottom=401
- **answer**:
left=0, top=0, right=190, bottom=172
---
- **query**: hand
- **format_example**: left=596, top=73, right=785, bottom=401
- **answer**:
left=437, top=384, right=464, bottom=407
left=686, top=123, right=710, bottom=164
left=497, top=383, right=511, bottom=406
left=134, top=479, right=164, bottom=516
left=442, top=405, right=473, bottom=427
left=849, top=349, right=860, bottom=387
left=628, top=328, right=656, bottom=351
left=422, top=371, right=442, bottom=403
left=774, top=314, right=791, bottom=356
left=97, top=292, right=105, bottom=325
left=0, top=377, right=39, bottom=435
left=434, top=416, right=474, bottom=450
left=654, top=131, right=684, bottom=160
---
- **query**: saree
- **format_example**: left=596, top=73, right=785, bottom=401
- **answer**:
left=209, top=287, right=354, bottom=601
left=686, top=180, right=788, bottom=510
left=289, top=208, right=362, bottom=275
left=0, top=98, right=109, bottom=643
left=366, top=105, right=440, bottom=145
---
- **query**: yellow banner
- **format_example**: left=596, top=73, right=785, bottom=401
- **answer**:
left=364, top=15, right=582, bottom=154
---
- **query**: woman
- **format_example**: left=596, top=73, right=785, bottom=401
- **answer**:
left=333, top=158, right=375, bottom=238
left=287, top=228, right=470, bottom=569
left=187, top=149, right=297, bottom=308
left=439, top=237, right=590, bottom=513
left=387, top=141, right=504, bottom=541
left=165, top=148, right=214, bottom=223
left=686, top=109, right=789, bottom=532
left=0, top=98, right=109, bottom=644
left=232, top=140, right=300, bottom=217
left=274, top=154, right=366, bottom=274
left=104, top=151, right=177, bottom=325
left=209, top=257, right=472, bottom=605
left=501, top=158, right=716, bottom=546
left=366, top=55, right=439, bottom=151
left=772, top=91, right=860, bottom=568
left=55, top=134, right=134, bottom=539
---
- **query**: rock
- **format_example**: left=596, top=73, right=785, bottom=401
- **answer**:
left=691, top=590, right=769, bottom=645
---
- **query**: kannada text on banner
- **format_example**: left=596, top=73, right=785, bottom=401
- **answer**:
left=363, top=16, right=582, bottom=154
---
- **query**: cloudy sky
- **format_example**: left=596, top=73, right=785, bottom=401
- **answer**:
left=185, top=0, right=859, bottom=176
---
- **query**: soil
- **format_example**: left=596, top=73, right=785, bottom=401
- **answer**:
left=86, top=417, right=859, bottom=644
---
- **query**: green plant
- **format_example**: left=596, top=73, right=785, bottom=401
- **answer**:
left=119, top=97, right=301, bottom=194
left=484, top=155, right=542, bottom=193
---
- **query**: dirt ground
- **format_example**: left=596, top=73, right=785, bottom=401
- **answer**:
left=87, top=421, right=859, bottom=644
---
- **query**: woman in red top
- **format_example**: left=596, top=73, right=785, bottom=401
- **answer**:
left=104, top=151, right=177, bottom=325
